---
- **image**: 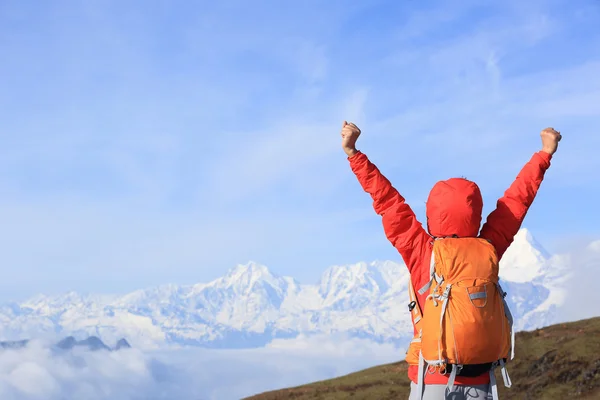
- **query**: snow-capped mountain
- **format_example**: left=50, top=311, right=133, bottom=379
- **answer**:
left=499, top=229, right=570, bottom=330
left=0, top=229, right=570, bottom=349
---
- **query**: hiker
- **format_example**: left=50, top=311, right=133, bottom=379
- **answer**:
left=341, top=122, right=561, bottom=400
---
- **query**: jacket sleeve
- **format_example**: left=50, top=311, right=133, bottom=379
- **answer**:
left=349, top=151, right=431, bottom=274
left=479, top=151, right=552, bottom=260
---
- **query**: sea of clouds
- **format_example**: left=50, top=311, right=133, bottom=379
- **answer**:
left=0, top=334, right=402, bottom=400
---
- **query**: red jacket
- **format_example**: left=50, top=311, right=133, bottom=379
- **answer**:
left=348, top=150, right=552, bottom=385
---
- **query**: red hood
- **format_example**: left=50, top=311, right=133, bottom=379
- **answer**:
left=426, top=178, right=483, bottom=238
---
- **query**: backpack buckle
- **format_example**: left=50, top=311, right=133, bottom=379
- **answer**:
left=408, top=301, right=417, bottom=312
left=441, top=285, right=452, bottom=299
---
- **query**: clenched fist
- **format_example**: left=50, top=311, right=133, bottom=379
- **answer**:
left=540, top=127, right=562, bottom=155
left=341, top=121, right=361, bottom=157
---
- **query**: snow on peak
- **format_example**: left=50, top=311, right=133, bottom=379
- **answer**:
left=317, top=262, right=401, bottom=309
left=499, top=228, right=549, bottom=283
left=218, top=261, right=282, bottom=290
left=0, top=229, right=576, bottom=349
left=515, top=228, right=551, bottom=257
left=320, top=262, right=369, bottom=294
left=227, top=261, right=272, bottom=278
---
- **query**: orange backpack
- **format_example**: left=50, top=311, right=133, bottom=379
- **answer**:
left=405, top=237, right=514, bottom=399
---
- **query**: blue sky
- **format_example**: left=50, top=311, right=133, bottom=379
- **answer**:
left=1, top=0, right=599, bottom=301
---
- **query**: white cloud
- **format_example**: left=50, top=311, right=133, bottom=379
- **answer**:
left=0, top=336, right=403, bottom=400
left=556, top=240, right=600, bottom=323
left=266, top=332, right=402, bottom=358
left=0, top=342, right=154, bottom=400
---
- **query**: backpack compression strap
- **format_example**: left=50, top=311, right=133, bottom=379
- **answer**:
left=408, top=279, right=423, bottom=328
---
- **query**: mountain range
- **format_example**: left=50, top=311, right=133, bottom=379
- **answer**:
left=0, top=229, right=577, bottom=350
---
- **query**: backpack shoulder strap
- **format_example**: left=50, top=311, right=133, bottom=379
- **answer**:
left=417, top=239, right=444, bottom=296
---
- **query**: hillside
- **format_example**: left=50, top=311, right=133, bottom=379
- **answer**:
left=244, top=317, right=600, bottom=400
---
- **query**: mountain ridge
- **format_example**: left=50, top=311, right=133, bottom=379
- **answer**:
left=0, top=229, right=577, bottom=350
left=0, top=335, right=131, bottom=352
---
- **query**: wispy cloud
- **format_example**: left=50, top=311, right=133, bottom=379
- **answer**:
left=0, top=0, right=599, bottom=299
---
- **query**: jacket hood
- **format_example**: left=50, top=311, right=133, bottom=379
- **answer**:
left=426, top=178, right=483, bottom=238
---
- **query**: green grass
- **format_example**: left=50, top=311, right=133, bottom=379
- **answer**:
left=244, top=317, right=600, bottom=400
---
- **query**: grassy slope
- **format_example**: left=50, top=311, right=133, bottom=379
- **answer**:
left=244, top=317, right=600, bottom=400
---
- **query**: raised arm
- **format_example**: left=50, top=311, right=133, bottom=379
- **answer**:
left=479, top=127, right=562, bottom=259
left=341, top=122, right=430, bottom=274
